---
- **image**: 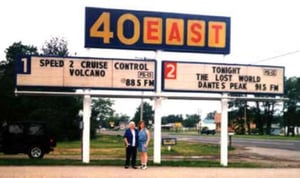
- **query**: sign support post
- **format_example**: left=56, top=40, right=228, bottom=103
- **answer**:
left=82, top=93, right=91, bottom=163
left=220, top=93, right=229, bottom=166
left=153, top=97, right=162, bottom=164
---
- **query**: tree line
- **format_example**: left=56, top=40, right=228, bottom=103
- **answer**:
left=228, top=78, right=300, bottom=136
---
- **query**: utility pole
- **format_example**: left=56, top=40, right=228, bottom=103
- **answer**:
left=244, top=100, right=247, bottom=134
left=137, top=57, right=147, bottom=122
left=140, top=96, right=143, bottom=121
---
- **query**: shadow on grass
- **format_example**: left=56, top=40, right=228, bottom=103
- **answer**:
left=0, top=158, right=259, bottom=168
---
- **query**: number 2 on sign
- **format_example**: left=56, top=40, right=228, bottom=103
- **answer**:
left=164, top=62, right=177, bottom=79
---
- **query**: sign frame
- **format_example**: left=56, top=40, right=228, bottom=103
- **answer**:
left=161, top=138, right=177, bottom=146
left=85, top=7, right=231, bottom=54
left=162, top=61, right=285, bottom=95
left=15, top=56, right=157, bottom=92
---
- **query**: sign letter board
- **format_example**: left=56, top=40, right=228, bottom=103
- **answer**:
left=162, top=61, right=284, bottom=95
left=16, top=56, right=156, bottom=91
left=85, top=7, right=230, bottom=54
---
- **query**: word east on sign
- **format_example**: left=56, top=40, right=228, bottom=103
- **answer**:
left=85, top=7, right=230, bottom=54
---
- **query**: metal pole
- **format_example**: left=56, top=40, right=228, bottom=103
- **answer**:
left=220, top=93, right=228, bottom=166
left=244, top=100, right=247, bottom=134
left=153, top=97, right=162, bottom=164
left=153, top=50, right=162, bottom=164
left=140, top=96, right=143, bottom=121
left=82, top=94, right=91, bottom=163
left=137, top=57, right=147, bottom=122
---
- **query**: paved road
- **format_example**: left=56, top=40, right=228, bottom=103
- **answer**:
left=0, top=166, right=299, bottom=178
left=171, top=134, right=300, bottom=151
left=103, top=130, right=300, bottom=151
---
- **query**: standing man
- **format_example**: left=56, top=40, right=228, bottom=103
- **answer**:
left=123, top=121, right=138, bottom=169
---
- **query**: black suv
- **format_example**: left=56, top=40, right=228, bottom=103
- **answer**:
left=0, top=121, right=56, bottom=159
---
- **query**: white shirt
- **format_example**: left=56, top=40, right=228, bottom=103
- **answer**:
left=131, top=129, right=136, bottom=146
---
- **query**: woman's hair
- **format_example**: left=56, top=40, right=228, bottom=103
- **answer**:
left=138, top=120, right=145, bottom=130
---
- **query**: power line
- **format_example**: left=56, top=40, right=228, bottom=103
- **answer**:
left=253, top=50, right=300, bottom=64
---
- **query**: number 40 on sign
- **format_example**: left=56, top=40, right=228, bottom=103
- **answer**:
left=85, top=7, right=230, bottom=54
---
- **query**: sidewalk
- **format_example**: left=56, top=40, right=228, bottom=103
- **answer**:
left=245, top=147, right=300, bottom=161
left=0, top=166, right=299, bottom=178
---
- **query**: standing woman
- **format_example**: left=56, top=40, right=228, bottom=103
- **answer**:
left=138, top=121, right=150, bottom=169
left=123, top=121, right=138, bottom=169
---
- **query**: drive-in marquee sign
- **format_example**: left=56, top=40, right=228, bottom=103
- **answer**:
left=16, top=56, right=156, bottom=91
left=16, top=57, right=285, bottom=95
left=16, top=8, right=285, bottom=95
left=162, top=61, right=284, bottom=94
left=85, top=7, right=230, bottom=54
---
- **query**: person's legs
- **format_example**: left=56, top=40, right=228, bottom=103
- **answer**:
left=138, top=152, right=143, bottom=168
left=140, top=152, right=144, bottom=165
left=141, top=152, right=148, bottom=169
left=145, top=152, right=148, bottom=165
left=125, top=146, right=131, bottom=168
left=138, top=152, right=142, bottom=167
left=131, top=146, right=137, bottom=167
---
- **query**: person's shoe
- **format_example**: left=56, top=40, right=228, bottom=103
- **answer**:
left=132, top=166, right=138, bottom=169
left=124, top=165, right=129, bottom=169
left=142, top=165, right=147, bottom=170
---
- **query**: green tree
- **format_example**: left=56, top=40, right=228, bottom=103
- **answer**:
left=5, top=41, right=38, bottom=62
left=229, top=93, right=281, bottom=135
left=183, top=114, right=200, bottom=128
left=0, top=42, right=38, bottom=121
left=105, top=113, right=130, bottom=130
left=228, top=103, right=254, bottom=135
left=117, top=114, right=130, bottom=123
left=91, top=98, right=115, bottom=132
left=284, top=77, right=300, bottom=136
left=251, top=94, right=280, bottom=135
left=162, top=114, right=183, bottom=124
left=132, top=102, right=154, bottom=127
left=229, top=109, right=246, bottom=135
left=262, top=100, right=276, bottom=135
left=228, top=94, right=251, bottom=135
left=41, top=37, right=69, bottom=56
left=205, top=111, right=217, bottom=120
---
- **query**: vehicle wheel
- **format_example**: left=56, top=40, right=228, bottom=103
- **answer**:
left=28, top=145, right=44, bottom=159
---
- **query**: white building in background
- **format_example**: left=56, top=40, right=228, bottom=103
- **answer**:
left=198, top=118, right=216, bottom=135
left=200, top=119, right=216, bottom=130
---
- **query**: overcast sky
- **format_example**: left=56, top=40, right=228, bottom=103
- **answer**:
left=1, top=0, right=299, bottom=118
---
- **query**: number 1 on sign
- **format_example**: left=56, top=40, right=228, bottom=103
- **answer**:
left=21, top=58, right=28, bottom=73
left=164, top=62, right=177, bottom=79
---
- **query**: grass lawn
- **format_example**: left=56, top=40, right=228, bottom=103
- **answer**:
left=0, top=134, right=257, bottom=167
left=55, top=134, right=222, bottom=157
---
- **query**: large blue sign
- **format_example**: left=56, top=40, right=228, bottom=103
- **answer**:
left=85, top=7, right=230, bottom=54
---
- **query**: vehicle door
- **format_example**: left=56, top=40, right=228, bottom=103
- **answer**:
left=27, top=123, right=46, bottom=146
left=6, top=123, right=26, bottom=152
